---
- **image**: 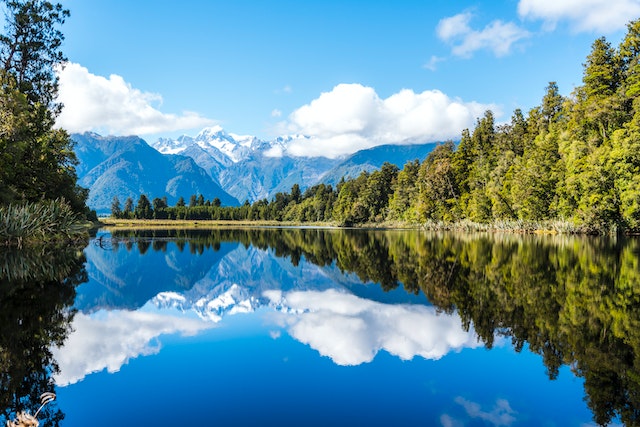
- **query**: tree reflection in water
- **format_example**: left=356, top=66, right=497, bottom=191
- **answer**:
left=110, top=228, right=640, bottom=425
left=0, top=244, right=87, bottom=427
left=3, top=227, right=640, bottom=426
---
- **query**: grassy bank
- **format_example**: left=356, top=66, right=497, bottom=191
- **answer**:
left=99, top=217, right=339, bottom=229
left=0, top=200, right=92, bottom=247
left=98, top=217, right=605, bottom=234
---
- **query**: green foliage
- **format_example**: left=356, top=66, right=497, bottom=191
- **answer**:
left=109, top=18, right=640, bottom=235
left=105, top=227, right=640, bottom=425
left=0, top=0, right=89, bottom=218
left=0, top=199, right=87, bottom=246
left=0, top=241, right=86, bottom=426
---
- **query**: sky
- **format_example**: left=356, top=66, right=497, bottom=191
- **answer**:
left=53, top=0, right=640, bottom=158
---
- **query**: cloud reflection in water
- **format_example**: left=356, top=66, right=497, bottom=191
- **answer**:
left=53, top=309, right=211, bottom=386
left=265, top=289, right=482, bottom=366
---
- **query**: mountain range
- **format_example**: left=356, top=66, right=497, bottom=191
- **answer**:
left=72, top=126, right=437, bottom=213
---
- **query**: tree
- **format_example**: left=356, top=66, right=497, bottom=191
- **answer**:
left=290, top=184, right=301, bottom=204
left=135, top=194, right=152, bottom=219
left=0, top=0, right=69, bottom=110
left=583, top=37, right=620, bottom=100
left=111, top=196, right=121, bottom=218
left=152, top=197, right=167, bottom=219
left=541, top=82, right=565, bottom=129
left=0, top=0, right=88, bottom=214
left=176, top=196, right=185, bottom=207
left=619, top=19, right=640, bottom=100
left=123, top=197, right=133, bottom=218
left=388, top=159, right=420, bottom=221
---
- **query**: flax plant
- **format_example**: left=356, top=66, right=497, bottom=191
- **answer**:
left=0, top=200, right=88, bottom=247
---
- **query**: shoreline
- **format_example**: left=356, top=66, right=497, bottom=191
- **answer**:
left=97, top=217, right=619, bottom=235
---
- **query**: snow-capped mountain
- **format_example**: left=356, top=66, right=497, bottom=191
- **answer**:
left=153, top=125, right=266, bottom=164
left=72, top=126, right=437, bottom=211
left=151, top=127, right=339, bottom=202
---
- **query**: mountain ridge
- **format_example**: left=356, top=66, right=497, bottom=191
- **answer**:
left=73, top=128, right=438, bottom=212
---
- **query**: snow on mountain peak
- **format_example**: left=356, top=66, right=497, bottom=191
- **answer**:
left=151, top=126, right=301, bottom=165
left=196, top=125, right=226, bottom=139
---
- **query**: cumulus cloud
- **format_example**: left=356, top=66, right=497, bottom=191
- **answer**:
left=264, top=289, right=481, bottom=366
left=52, top=310, right=211, bottom=386
left=279, top=83, right=494, bottom=158
left=55, top=62, right=216, bottom=135
left=437, top=12, right=531, bottom=58
left=518, top=0, right=640, bottom=33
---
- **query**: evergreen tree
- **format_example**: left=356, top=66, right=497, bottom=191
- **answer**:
left=135, top=194, right=152, bottom=219
left=0, top=0, right=87, bottom=214
left=111, top=196, right=121, bottom=218
left=123, top=197, right=133, bottom=218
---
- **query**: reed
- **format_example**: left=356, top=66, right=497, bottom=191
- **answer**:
left=0, top=200, right=88, bottom=246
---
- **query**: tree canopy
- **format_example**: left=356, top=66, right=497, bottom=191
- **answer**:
left=0, top=0, right=88, bottom=215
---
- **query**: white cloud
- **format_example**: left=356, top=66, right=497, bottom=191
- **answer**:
left=437, top=12, right=530, bottom=58
left=455, top=397, right=517, bottom=426
left=52, top=309, right=211, bottom=386
left=280, top=83, right=494, bottom=158
left=55, top=62, right=216, bottom=136
left=518, top=0, right=640, bottom=33
left=271, top=108, right=282, bottom=118
left=265, top=289, right=482, bottom=366
left=424, top=55, right=446, bottom=71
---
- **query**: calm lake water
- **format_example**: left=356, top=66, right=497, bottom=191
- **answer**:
left=2, top=228, right=638, bottom=426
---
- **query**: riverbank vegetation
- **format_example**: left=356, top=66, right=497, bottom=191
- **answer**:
left=111, top=20, right=640, bottom=235
left=0, top=1, right=94, bottom=245
left=0, top=200, right=91, bottom=247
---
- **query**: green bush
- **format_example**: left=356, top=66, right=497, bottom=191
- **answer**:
left=0, top=199, right=88, bottom=246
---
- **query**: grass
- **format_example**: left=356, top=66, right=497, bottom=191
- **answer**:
left=0, top=200, right=91, bottom=247
left=99, top=217, right=339, bottom=229
left=99, top=216, right=614, bottom=234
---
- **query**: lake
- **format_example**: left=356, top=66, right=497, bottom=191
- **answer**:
left=2, top=227, right=637, bottom=426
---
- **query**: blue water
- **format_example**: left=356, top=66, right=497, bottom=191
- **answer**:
left=52, top=231, right=601, bottom=426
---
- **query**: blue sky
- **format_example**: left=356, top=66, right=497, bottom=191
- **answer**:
left=55, top=0, right=640, bottom=157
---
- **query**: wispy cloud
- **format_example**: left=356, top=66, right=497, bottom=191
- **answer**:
left=436, top=11, right=531, bottom=58
left=454, top=397, right=518, bottom=426
left=56, top=62, right=216, bottom=136
left=277, top=83, right=495, bottom=158
left=271, top=108, right=283, bottom=118
left=424, top=55, right=446, bottom=71
left=518, top=0, right=640, bottom=33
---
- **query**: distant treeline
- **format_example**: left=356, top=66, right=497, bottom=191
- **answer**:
left=114, top=20, right=640, bottom=234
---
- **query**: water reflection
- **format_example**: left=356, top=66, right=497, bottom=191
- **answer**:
left=0, top=244, right=87, bottom=427
left=75, top=228, right=636, bottom=426
left=6, top=228, right=640, bottom=425
left=265, top=289, right=481, bottom=365
left=52, top=309, right=210, bottom=386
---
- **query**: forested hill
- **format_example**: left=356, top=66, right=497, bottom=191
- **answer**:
left=115, top=20, right=640, bottom=234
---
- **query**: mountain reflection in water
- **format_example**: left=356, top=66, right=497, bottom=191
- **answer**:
left=3, top=228, right=639, bottom=426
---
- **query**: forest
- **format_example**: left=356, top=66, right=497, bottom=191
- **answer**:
left=113, top=19, right=640, bottom=234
